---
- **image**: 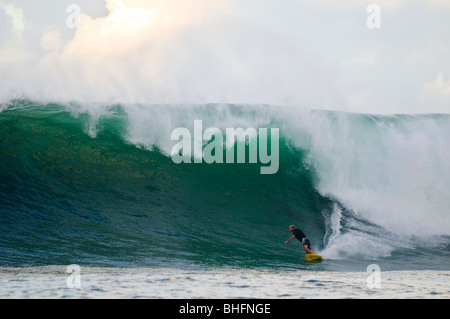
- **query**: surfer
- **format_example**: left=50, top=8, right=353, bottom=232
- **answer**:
left=284, top=225, right=317, bottom=255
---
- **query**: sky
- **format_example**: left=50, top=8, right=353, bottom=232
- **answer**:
left=0, top=0, right=449, bottom=114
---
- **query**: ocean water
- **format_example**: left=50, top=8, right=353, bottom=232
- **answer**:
left=1, top=266, right=449, bottom=299
left=1, top=100, right=450, bottom=298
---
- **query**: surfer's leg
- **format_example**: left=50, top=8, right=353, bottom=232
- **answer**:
left=303, top=239, right=315, bottom=254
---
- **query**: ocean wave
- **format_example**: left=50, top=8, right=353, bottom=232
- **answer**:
left=1, top=100, right=449, bottom=269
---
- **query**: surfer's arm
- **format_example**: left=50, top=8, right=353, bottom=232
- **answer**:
left=285, top=235, right=295, bottom=244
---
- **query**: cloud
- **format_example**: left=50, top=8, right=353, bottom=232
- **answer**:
left=423, top=0, right=450, bottom=10
left=2, top=0, right=240, bottom=104
left=420, top=73, right=450, bottom=112
left=39, top=0, right=239, bottom=103
left=344, top=50, right=377, bottom=66
left=0, top=7, right=13, bottom=46
left=40, top=30, right=64, bottom=52
left=0, top=3, right=24, bottom=38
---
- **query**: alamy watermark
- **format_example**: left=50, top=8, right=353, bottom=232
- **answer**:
left=66, top=264, right=81, bottom=289
left=171, top=120, right=280, bottom=175
left=66, top=4, right=81, bottom=29
left=366, top=264, right=381, bottom=289
left=367, top=4, right=381, bottom=29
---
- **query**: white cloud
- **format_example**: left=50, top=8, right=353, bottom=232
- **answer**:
left=424, top=73, right=450, bottom=97
left=420, top=73, right=450, bottom=112
left=40, top=30, right=64, bottom=52
left=344, top=50, right=377, bottom=66
left=0, top=3, right=24, bottom=38
left=5, top=0, right=239, bottom=104
left=422, top=0, right=450, bottom=10
left=0, top=8, right=13, bottom=46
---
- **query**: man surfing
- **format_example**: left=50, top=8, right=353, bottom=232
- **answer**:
left=284, top=225, right=317, bottom=255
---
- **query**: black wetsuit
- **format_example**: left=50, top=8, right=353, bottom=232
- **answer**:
left=293, top=228, right=311, bottom=250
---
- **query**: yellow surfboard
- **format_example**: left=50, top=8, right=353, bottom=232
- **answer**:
left=305, top=254, right=322, bottom=262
